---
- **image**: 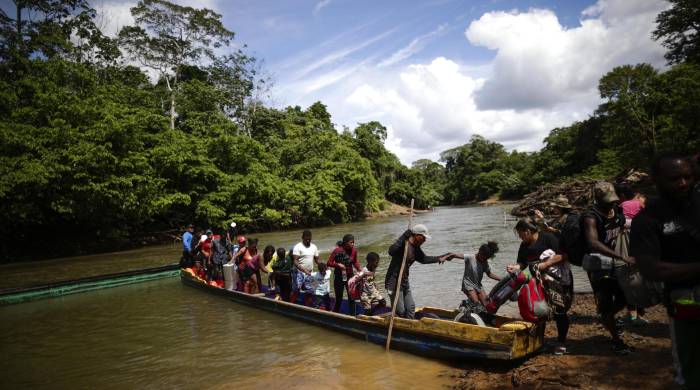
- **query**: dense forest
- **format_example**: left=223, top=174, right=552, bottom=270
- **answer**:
left=1, top=0, right=698, bottom=260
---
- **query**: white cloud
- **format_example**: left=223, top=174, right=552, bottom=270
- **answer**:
left=465, top=0, right=668, bottom=110
left=272, top=0, right=669, bottom=165
left=313, top=0, right=332, bottom=16
left=93, top=1, right=136, bottom=37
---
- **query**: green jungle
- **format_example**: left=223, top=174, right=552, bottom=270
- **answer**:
left=1, top=0, right=698, bottom=260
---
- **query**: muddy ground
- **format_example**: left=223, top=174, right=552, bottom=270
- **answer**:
left=448, top=293, right=676, bottom=389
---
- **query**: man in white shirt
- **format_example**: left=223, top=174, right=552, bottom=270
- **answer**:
left=290, top=230, right=320, bottom=304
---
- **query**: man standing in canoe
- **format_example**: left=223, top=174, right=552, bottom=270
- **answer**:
left=386, top=224, right=450, bottom=319
left=291, top=230, right=320, bottom=304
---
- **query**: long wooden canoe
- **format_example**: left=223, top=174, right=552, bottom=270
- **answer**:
left=0, top=264, right=179, bottom=305
left=180, top=269, right=545, bottom=361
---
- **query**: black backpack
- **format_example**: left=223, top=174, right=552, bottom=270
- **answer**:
left=211, top=239, right=229, bottom=265
left=559, top=210, right=607, bottom=266
left=558, top=213, right=586, bottom=266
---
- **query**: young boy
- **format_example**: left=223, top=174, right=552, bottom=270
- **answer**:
left=272, top=247, right=293, bottom=302
left=358, top=252, right=386, bottom=315
left=306, top=262, right=331, bottom=310
left=449, top=241, right=501, bottom=307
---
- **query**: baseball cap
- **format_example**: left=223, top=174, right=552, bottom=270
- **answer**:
left=593, top=181, right=620, bottom=204
left=411, top=224, right=431, bottom=239
left=230, top=222, right=237, bottom=228
left=237, top=236, right=246, bottom=245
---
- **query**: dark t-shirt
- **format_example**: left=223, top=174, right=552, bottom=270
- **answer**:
left=582, top=207, right=625, bottom=251
left=630, top=197, right=700, bottom=291
left=517, top=232, right=560, bottom=266
left=385, top=230, right=440, bottom=291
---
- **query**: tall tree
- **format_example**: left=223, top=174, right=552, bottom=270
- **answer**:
left=118, top=0, right=234, bottom=129
left=597, top=64, right=664, bottom=168
left=0, top=0, right=116, bottom=72
left=653, top=0, right=700, bottom=65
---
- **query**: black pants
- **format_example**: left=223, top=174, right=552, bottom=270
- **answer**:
left=180, top=250, right=193, bottom=268
left=554, top=312, right=570, bottom=343
left=587, top=272, right=627, bottom=315
left=274, top=273, right=292, bottom=302
left=314, top=294, right=331, bottom=310
left=333, top=275, right=356, bottom=315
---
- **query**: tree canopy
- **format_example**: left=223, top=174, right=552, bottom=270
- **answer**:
left=1, top=0, right=699, bottom=261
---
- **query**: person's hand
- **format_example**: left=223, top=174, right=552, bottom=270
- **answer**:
left=506, top=264, right=519, bottom=273
left=338, top=263, right=346, bottom=270
left=623, top=256, right=636, bottom=265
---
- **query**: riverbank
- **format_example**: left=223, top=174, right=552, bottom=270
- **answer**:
left=364, top=200, right=431, bottom=219
left=450, top=293, right=675, bottom=389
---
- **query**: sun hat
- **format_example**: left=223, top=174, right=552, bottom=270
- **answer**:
left=550, top=195, right=573, bottom=209
left=411, top=224, right=431, bottom=239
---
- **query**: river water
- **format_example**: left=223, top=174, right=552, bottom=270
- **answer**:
left=0, top=205, right=592, bottom=389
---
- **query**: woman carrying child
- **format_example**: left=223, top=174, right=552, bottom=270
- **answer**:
left=327, top=234, right=362, bottom=315
left=507, top=217, right=573, bottom=355
left=448, top=241, right=501, bottom=307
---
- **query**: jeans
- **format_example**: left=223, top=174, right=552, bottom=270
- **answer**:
left=387, top=285, right=416, bottom=319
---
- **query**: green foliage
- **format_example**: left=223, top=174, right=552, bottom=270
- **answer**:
left=653, top=0, right=700, bottom=65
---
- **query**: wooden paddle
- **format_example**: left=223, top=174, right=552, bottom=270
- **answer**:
left=385, top=198, right=414, bottom=351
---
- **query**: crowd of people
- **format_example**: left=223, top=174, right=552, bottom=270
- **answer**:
left=179, top=152, right=699, bottom=388
left=180, top=227, right=388, bottom=316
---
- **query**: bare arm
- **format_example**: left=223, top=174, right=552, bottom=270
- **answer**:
left=638, top=256, right=700, bottom=284
left=487, top=271, right=501, bottom=281
left=583, top=217, right=621, bottom=259
left=537, top=254, right=563, bottom=271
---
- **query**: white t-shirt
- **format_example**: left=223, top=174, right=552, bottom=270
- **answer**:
left=307, top=269, right=331, bottom=295
left=293, top=242, right=319, bottom=273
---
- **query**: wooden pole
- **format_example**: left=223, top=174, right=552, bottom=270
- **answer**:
left=385, top=198, right=414, bottom=351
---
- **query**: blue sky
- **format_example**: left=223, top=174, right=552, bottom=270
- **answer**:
left=87, top=0, right=670, bottom=164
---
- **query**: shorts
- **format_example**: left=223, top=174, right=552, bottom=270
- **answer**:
left=291, top=268, right=306, bottom=292
left=588, top=271, right=627, bottom=314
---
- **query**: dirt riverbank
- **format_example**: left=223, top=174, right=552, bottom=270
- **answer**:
left=449, top=293, right=676, bottom=389
left=364, top=201, right=432, bottom=219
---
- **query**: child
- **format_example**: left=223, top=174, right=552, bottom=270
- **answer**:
left=306, top=262, right=331, bottom=310
left=272, top=247, right=293, bottom=302
left=449, top=241, right=501, bottom=307
left=353, top=252, right=386, bottom=315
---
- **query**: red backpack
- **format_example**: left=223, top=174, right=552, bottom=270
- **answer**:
left=518, top=277, right=551, bottom=322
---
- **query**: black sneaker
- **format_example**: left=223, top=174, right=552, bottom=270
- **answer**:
left=611, top=339, right=633, bottom=355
